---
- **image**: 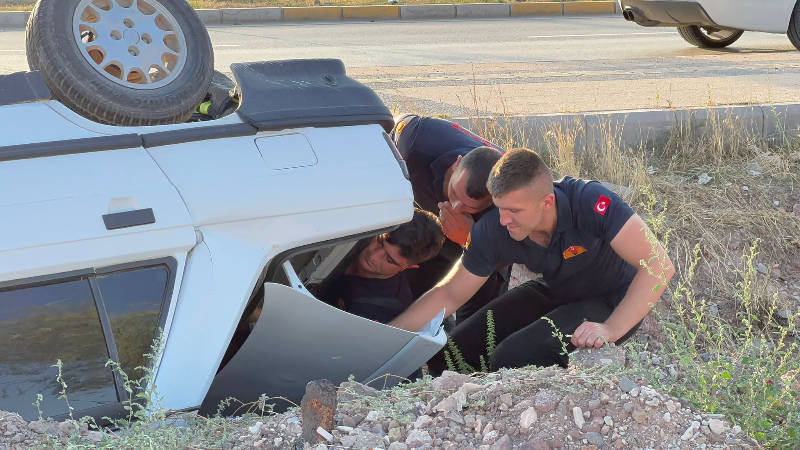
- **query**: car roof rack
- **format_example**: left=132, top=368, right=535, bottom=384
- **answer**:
left=231, top=59, right=395, bottom=134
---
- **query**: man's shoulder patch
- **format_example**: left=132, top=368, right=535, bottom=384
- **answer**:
left=594, top=195, right=611, bottom=216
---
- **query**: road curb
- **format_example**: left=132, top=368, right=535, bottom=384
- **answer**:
left=449, top=103, right=800, bottom=152
left=0, top=11, right=28, bottom=27
left=0, top=2, right=619, bottom=27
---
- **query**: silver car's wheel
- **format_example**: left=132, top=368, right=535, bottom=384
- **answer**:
left=72, top=0, right=188, bottom=89
left=26, top=0, right=213, bottom=126
left=677, top=25, right=745, bottom=49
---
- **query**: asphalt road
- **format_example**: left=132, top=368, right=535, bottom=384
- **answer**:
left=2, top=16, right=799, bottom=116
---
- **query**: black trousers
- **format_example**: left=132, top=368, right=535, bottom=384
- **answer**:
left=426, top=279, right=641, bottom=376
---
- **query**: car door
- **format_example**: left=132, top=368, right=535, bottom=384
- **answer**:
left=0, top=142, right=196, bottom=423
left=199, top=258, right=446, bottom=416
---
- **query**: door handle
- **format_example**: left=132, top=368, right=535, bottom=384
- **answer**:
left=102, top=208, right=156, bottom=230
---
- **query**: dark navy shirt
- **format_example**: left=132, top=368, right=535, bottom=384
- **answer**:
left=322, top=272, right=414, bottom=324
left=391, top=115, right=503, bottom=215
left=462, top=177, right=637, bottom=301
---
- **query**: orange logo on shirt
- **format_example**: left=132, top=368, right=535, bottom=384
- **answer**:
left=563, top=245, right=587, bottom=259
left=395, top=121, right=407, bottom=136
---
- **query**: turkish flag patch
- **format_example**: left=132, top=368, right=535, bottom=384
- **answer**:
left=594, top=195, right=611, bottom=216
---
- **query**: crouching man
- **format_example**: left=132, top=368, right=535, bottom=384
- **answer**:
left=389, top=148, right=675, bottom=373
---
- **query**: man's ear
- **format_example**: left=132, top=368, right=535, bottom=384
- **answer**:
left=451, top=155, right=463, bottom=171
left=541, top=192, right=556, bottom=210
left=403, top=264, right=420, bottom=271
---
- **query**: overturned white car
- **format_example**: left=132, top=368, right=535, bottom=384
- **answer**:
left=0, top=56, right=446, bottom=425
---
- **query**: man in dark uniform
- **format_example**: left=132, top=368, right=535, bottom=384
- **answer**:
left=388, top=148, right=675, bottom=374
left=390, top=114, right=506, bottom=326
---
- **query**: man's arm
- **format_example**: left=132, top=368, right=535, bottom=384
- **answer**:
left=388, top=260, right=488, bottom=332
left=571, top=214, right=675, bottom=348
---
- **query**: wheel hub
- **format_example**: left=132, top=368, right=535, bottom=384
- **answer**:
left=72, top=0, right=188, bottom=90
left=123, top=28, right=140, bottom=44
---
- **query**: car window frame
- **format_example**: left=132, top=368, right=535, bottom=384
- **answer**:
left=0, top=257, right=177, bottom=423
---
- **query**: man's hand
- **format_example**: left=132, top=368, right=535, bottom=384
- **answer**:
left=571, top=321, right=616, bottom=348
left=438, top=201, right=474, bottom=246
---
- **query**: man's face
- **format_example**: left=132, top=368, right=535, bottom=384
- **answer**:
left=446, top=166, right=493, bottom=216
left=355, top=235, right=414, bottom=279
left=493, top=185, right=555, bottom=241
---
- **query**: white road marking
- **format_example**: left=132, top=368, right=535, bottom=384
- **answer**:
left=214, top=44, right=241, bottom=47
left=0, top=50, right=24, bottom=52
left=527, top=31, right=676, bottom=39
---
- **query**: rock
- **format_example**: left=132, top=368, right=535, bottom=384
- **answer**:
left=432, top=371, right=475, bottom=391
left=733, top=425, right=742, bottom=434
left=524, top=440, right=551, bottom=450
left=300, top=380, right=338, bottom=445
left=619, top=377, right=638, bottom=393
left=366, top=410, right=382, bottom=422
left=389, top=427, right=403, bottom=442
left=490, top=434, right=511, bottom=450
left=389, top=419, right=401, bottom=430
left=600, top=393, right=610, bottom=405
left=273, top=438, right=283, bottom=448
left=629, top=388, right=640, bottom=398
left=793, top=204, right=800, bottom=218
left=414, top=415, right=432, bottom=429
left=708, top=418, right=725, bottom=434
left=27, top=421, right=45, bottom=434
left=499, top=393, right=513, bottom=408
left=603, top=416, right=613, bottom=427
left=585, top=432, right=604, bottom=446
left=573, top=407, right=585, bottom=429
left=342, top=415, right=357, bottom=428
left=681, top=422, right=700, bottom=441
left=406, top=429, right=432, bottom=447
left=519, top=407, right=538, bottom=429
left=697, top=173, right=712, bottom=185
left=338, top=381, right=379, bottom=402
left=534, top=391, right=559, bottom=413
left=248, top=421, right=263, bottom=436
left=663, top=412, right=671, bottom=422
left=622, top=403, right=633, bottom=412
left=337, top=426, right=354, bottom=433
left=757, top=263, right=768, bottom=274
left=600, top=182, right=634, bottom=198
left=343, top=432, right=385, bottom=449
left=389, top=443, right=408, bottom=450
left=631, top=410, right=647, bottom=424
left=483, top=430, right=499, bottom=444
left=587, top=399, right=600, bottom=410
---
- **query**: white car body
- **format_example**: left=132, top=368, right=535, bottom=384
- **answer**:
left=0, top=61, right=447, bottom=424
left=619, top=0, right=797, bottom=34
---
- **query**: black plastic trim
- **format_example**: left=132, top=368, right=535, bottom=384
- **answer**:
left=231, top=60, right=396, bottom=134
left=382, top=131, right=410, bottom=181
left=0, top=71, right=51, bottom=106
left=141, top=123, right=258, bottom=148
left=90, top=277, right=128, bottom=401
left=0, top=268, right=94, bottom=291
left=0, top=134, right=143, bottom=163
left=102, top=208, right=156, bottom=230
left=620, top=0, right=718, bottom=27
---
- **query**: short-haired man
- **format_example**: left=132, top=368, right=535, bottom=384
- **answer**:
left=388, top=148, right=675, bottom=373
left=323, top=208, right=445, bottom=323
left=391, top=114, right=506, bottom=325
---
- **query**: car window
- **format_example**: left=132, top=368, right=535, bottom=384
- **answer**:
left=0, top=279, right=118, bottom=421
left=96, top=266, right=170, bottom=382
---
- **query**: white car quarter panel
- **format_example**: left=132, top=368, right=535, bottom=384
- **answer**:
left=0, top=148, right=196, bottom=282
left=697, top=0, right=795, bottom=33
left=147, top=124, right=413, bottom=227
left=0, top=103, right=105, bottom=146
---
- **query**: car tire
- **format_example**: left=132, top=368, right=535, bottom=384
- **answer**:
left=676, top=25, right=744, bottom=49
left=788, top=0, right=800, bottom=51
left=26, top=0, right=214, bottom=126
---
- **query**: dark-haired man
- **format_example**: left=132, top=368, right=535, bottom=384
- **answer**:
left=247, top=208, right=445, bottom=325
left=390, top=114, right=506, bottom=324
left=389, top=148, right=675, bottom=374
left=322, top=208, right=445, bottom=323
